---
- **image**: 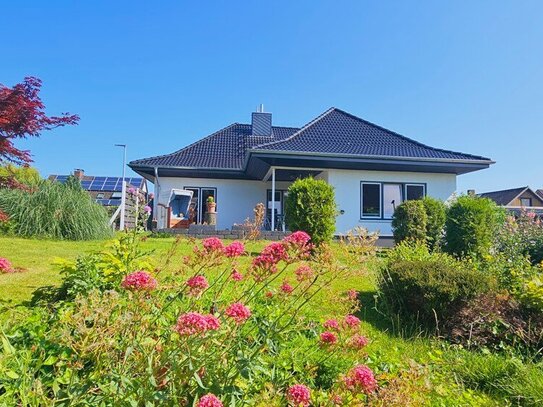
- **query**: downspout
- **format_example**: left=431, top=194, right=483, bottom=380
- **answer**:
left=271, top=167, right=276, bottom=231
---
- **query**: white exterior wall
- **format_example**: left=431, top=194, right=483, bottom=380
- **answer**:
left=328, top=169, right=456, bottom=236
left=156, top=177, right=290, bottom=229
left=156, top=170, right=456, bottom=235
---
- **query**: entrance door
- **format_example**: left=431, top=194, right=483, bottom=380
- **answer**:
left=266, top=189, right=285, bottom=230
left=184, top=187, right=217, bottom=224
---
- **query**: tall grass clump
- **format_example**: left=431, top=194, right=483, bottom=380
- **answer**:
left=0, top=178, right=113, bottom=240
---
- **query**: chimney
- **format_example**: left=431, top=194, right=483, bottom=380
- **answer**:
left=73, top=169, right=85, bottom=180
left=251, top=104, right=272, bottom=137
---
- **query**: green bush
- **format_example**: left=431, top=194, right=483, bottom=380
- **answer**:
left=0, top=179, right=113, bottom=240
left=421, top=196, right=446, bottom=250
left=391, top=200, right=427, bottom=244
left=284, top=177, right=336, bottom=245
left=379, top=242, right=496, bottom=325
left=444, top=195, right=504, bottom=258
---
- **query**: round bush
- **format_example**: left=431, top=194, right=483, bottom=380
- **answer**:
left=421, top=196, right=446, bottom=250
left=445, top=195, right=504, bottom=258
left=284, top=178, right=336, bottom=245
left=391, top=200, right=427, bottom=244
left=0, top=179, right=113, bottom=240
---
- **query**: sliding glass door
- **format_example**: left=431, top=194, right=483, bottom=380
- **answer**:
left=184, top=187, right=217, bottom=224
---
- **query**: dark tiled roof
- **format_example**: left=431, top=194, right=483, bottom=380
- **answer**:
left=537, top=189, right=543, bottom=200
left=130, top=107, right=491, bottom=170
left=130, top=124, right=298, bottom=169
left=254, top=108, right=490, bottom=161
left=479, top=186, right=528, bottom=206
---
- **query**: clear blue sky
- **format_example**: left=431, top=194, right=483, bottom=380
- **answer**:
left=2, top=1, right=542, bottom=193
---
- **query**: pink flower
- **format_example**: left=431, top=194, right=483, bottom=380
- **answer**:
left=128, top=187, right=136, bottom=195
left=225, top=302, right=251, bottom=324
left=323, top=319, right=340, bottom=331
left=186, top=275, right=209, bottom=296
left=202, top=237, right=224, bottom=252
left=346, top=289, right=358, bottom=301
left=294, top=265, right=314, bottom=282
left=344, top=314, right=361, bottom=329
left=0, top=257, right=13, bottom=273
left=231, top=269, right=243, bottom=281
left=280, top=281, right=294, bottom=294
left=121, top=271, right=157, bottom=291
left=143, top=205, right=152, bottom=213
left=262, top=242, right=289, bottom=262
left=284, top=231, right=311, bottom=246
left=198, top=393, right=223, bottom=407
left=175, top=312, right=220, bottom=336
left=347, top=334, right=369, bottom=349
left=251, top=242, right=288, bottom=279
left=287, top=384, right=311, bottom=406
left=320, top=331, right=338, bottom=345
left=224, top=241, right=245, bottom=257
left=343, top=365, right=377, bottom=394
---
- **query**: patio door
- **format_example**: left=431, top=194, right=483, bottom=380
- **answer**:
left=266, top=189, right=285, bottom=230
left=184, top=187, right=217, bottom=224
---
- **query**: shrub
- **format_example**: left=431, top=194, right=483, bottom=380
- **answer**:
left=284, top=177, right=336, bottom=245
left=378, top=242, right=496, bottom=325
left=0, top=179, right=113, bottom=240
left=421, top=196, right=446, bottom=250
left=391, top=200, right=427, bottom=244
left=444, top=195, right=504, bottom=258
left=497, top=211, right=543, bottom=266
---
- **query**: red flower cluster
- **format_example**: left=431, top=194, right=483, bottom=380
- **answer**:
left=121, top=271, right=157, bottom=291
left=230, top=269, right=243, bottom=281
left=323, top=319, right=340, bottom=331
left=225, top=302, right=251, bottom=324
left=224, top=241, right=245, bottom=257
left=175, top=312, right=220, bottom=336
left=344, top=314, right=361, bottom=329
left=320, top=331, right=338, bottom=345
left=0, top=257, right=13, bottom=273
left=346, top=289, right=358, bottom=301
left=186, top=275, right=209, bottom=296
left=197, top=393, right=223, bottom=407
left=202, top=237, right=224, bottom=252
left=251, top=242, right=288, bottom=278
left=347, top=334, right=369, bottom=350
left=294, top=265, right=314, bottom=282
left=280, top=280, right=294, bottom=294
left=287, top=384, right=311, bottom=406
left=343, top=365, right=377, bottom=394
left=284, top=231, right=311, bottom=246
left=283, top=231, right=313, bottom=260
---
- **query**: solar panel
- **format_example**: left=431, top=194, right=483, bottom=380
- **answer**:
left=81, top=181, right=92, bottom=189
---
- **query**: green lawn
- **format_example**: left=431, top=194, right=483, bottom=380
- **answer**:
left=0, top=235, right=524, bottom=405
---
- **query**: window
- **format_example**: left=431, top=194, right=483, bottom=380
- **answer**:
left=360, top=182, right=426, bottom=219
left=184, top=187, right=217, bottom=223
left=405, top=184, right=425, bottom=201
left=361, top=183, right=381, bottom=217
left=111, top=192, right=122, bottom=199
left=520, top=198, right=532, bottom=207
left=383, top=184, right=402, bottom=219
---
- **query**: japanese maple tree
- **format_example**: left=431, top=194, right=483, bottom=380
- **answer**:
left=0, top=76, right=79, bottom=166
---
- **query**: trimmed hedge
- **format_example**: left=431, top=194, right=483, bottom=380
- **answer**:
left=392, top=200, right=427, bottom=244
left=284, top=178, right=336, bottom=246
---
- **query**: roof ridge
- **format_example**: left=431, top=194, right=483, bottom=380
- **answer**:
left=129, top=122, right=240, bottom=165
left=250, top=107, right=336, bottom=149
left=480, top=186, right=529, bottom=195
left=330, top=108, right=490, bottom=161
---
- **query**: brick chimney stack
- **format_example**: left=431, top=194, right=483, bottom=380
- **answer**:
left=73, top=169, right=85, bottom=180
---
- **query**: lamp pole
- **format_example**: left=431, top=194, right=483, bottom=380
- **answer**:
left=115, top=144, right=127, bottom=230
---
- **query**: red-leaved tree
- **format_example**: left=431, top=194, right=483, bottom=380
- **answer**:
left=0, top=76, right=79, bottom=189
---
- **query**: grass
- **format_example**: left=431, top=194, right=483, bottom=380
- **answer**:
left=1, top=235, right=541, bottom=405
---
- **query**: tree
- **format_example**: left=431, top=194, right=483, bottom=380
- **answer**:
left=0, top=164, right=40, bottom=188
left=0, top=76, right=79, bottom=167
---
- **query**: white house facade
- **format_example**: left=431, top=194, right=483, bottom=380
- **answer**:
left=130, top=107, right=492, bottom=237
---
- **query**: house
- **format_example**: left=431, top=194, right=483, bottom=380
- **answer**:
left=479, top=186, right=543, bottom=215
left=129, top=107, right=493, bottom=236
left=48, top=169, right=148, bottom=207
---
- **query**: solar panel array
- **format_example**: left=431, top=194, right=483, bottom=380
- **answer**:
left=52, top=176, right=143, bottom=192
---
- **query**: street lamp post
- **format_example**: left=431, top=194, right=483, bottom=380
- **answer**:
left=115, top=144, right=127, bottom=230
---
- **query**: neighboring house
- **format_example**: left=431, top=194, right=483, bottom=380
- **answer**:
left=48, top=169, right=147, bottom=207
left=129, top=107, right=493, bottom=236
left=479, top=186, right=543, bottom=215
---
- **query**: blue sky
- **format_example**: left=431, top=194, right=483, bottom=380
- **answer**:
left=2, top=1, right=542, bottom=193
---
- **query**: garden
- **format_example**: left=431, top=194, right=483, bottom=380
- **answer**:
left=0, top=176, right=543, bottom=405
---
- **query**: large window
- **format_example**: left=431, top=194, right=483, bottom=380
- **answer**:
left=184, top=187, right=217, bottom=223
left=360, top=182, right=426, bottom=219
left=361, top=183, right=381, bottom=218
left=520, top=198, right=532, bottom=207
